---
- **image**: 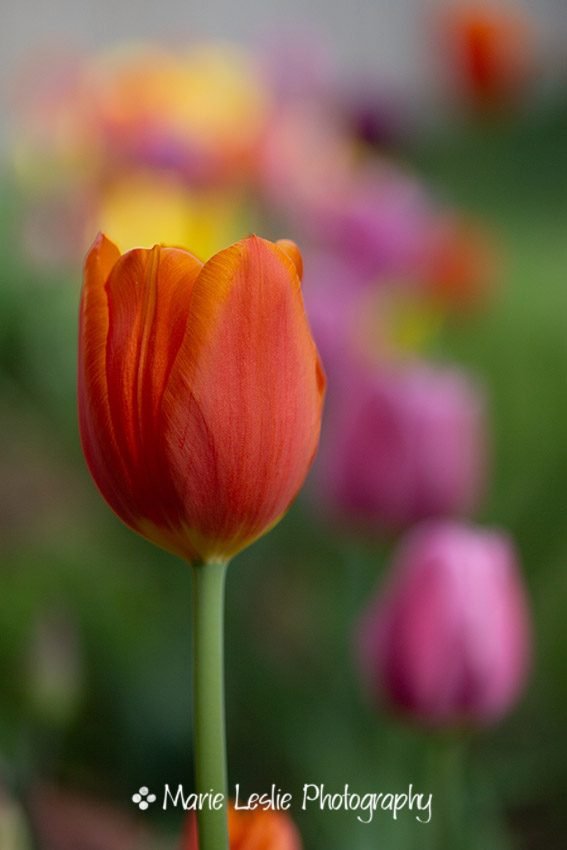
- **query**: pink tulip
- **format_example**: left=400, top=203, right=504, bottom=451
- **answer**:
left=310, top=168, right=432, bottom=279
left=316, top=362, right=487, bottom=531
left=358, top=521, right=532, bottom=726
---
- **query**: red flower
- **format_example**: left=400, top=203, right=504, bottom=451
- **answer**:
left=78, top=234, right=325, bottom=563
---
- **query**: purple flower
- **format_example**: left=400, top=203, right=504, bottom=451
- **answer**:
left=315, top=361, right=487, bottom=531
left=305, top=166, right=434, bottom=280
left=358, top=521, right=532, bottom=727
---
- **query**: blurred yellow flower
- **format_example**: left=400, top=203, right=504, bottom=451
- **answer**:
left=96, top=174, right=246, bottom=259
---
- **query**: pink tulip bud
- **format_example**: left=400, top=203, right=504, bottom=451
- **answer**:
left=358, top=521, right=532, bottom=727
left=316, top=362, right=487, bottom=531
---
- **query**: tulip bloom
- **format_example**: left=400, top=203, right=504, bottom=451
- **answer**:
left=315, top=362, right=486, bottom=532
left=358, top=521, right=532, bottom=726
left=443, top=4, right=536, bottom=111
left=78, top=233, right=324, bottom=565
left=183, top=804, right=302, bottom=850
left=91, top=44, right=270, bottom=184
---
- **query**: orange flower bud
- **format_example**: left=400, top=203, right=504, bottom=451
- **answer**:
left=183, top=804, right=302, bottom=850
left=78, top=233, right=325, bottom=564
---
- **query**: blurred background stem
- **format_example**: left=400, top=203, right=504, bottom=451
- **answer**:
left=191, top=562, right=229, bottom=850
left=427, top=733, right=469, bottom=850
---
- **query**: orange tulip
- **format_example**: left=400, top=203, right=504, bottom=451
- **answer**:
left=444, top=4, right=535, bottom=111
left=78, top=233, right=325, bottom=565
left=183, top=804, right=302, bottom=850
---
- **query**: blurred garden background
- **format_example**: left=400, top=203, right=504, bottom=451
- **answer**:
left=1, top=0, right=567, bottom=848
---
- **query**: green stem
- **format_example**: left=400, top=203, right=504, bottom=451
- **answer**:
left=191, top=562, right=229, bottom=850
left=427, top=733, right=469, bottom=850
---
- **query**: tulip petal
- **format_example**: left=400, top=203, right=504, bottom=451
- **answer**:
left=104, top=246, right=202, bottom=459
left=162, top=235, right=325, bottom=562
left=79, top=236, right=204, bottom=554
left=79, top=234, right=135, bottom=523
left=275, top=238, right=303, bottom=281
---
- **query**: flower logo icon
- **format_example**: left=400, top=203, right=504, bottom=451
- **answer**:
left=132, top=786, right=157, bottom=811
